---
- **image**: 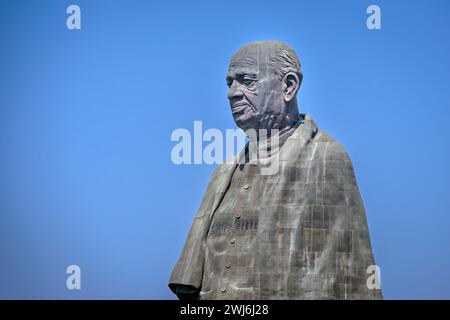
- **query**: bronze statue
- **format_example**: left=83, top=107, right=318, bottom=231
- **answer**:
left=169, top=41, right=382, bottom=300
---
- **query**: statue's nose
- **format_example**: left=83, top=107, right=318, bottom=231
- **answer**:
left=227, top=80, right=243, bottom=101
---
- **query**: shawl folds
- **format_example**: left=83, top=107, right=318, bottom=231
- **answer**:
left=169, top=115, right=382, bottom=299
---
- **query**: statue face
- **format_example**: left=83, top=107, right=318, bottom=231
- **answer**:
left=226, top=43, right=285, bottom=131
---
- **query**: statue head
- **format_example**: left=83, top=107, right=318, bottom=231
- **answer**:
left=226, top=41, right=303, bottom=132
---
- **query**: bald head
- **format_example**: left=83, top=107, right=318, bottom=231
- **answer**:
left=226, top=41, right=302, bottom=131
left=229, top=41, right=302, bottom=82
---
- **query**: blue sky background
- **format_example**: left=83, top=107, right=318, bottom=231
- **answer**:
left=0, top=0, right=449, bottom=299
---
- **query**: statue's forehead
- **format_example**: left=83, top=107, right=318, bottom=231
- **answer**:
left=228, top=44, right=276, bottom=75
left=228, top=56, right=258, bottom=72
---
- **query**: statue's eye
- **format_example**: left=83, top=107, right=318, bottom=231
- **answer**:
left=241, top=78, right=255, bottom=86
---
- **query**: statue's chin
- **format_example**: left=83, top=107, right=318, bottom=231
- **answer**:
left=233, top=114, right=259, bottom=132
left=235, top=120, right=256, bottom=132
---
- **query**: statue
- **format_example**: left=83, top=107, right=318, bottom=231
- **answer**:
left=169, top=41, right=383, bottom=300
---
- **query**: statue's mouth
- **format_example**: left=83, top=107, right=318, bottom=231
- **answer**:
left=231, top=102, right=248, bottom=113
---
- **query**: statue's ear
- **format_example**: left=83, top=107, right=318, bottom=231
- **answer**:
left=282, top=72, right=301, bottom=102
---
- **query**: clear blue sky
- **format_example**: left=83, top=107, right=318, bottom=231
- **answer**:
left=0, top=0, right=449, bottom=299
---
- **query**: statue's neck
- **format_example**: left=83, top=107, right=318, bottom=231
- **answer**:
left=255, top=112, right=302, bottom=141
left=246, top=113, right=303, bottom=159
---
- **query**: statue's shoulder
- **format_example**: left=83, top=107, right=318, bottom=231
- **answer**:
left=313, top=129, right=335, bottom=143
left=313, top=128, right=352, bottom=164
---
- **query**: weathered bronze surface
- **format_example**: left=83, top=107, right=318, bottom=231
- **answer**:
left=169, top=41, right=382, bottom=300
